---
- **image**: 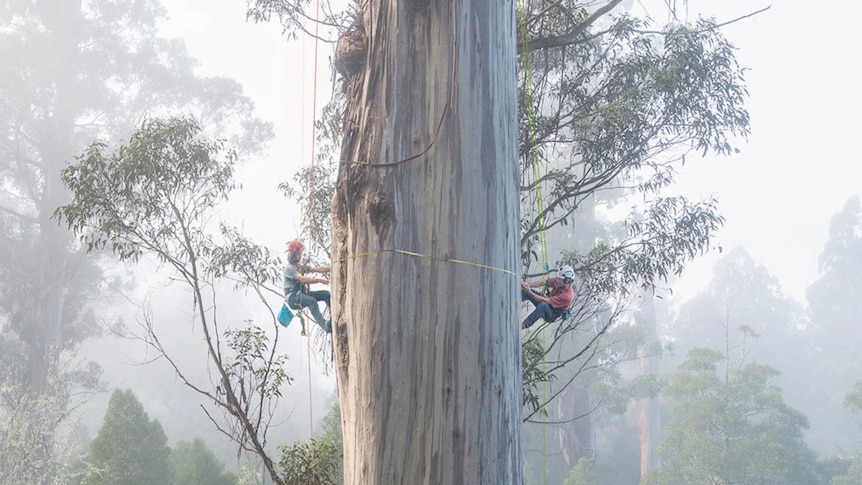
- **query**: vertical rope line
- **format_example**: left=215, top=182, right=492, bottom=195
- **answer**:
left=303, top=0, right=323, bottom=467
left=519, top=2, right=550, bottom=484
left=296, top=8, right=312, bottom=444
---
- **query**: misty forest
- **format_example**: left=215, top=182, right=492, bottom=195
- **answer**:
left=2, top=0, right=860, bottom=484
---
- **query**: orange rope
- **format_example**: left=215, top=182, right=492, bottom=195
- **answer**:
left=303, top=0, right=323, bottom=448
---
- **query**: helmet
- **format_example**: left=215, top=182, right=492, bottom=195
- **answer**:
left=287, top=240, right=304, bottom=253
left=559, top=265, right=575, bottom=282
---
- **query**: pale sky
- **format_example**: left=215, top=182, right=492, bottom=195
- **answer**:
left=652, top=0, right=862, bottom=303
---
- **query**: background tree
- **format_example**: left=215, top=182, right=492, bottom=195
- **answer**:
left=84, top=388, right=173, bottom=485
left=808, top=196, right=862, bottom=336
left=671, top=247, right=809, bottom=381
left=57, top=117, right=288, bottom=485
left=831, top=380, right=862, bottom=485
left=643, top=348, right=825, bottom=485
left=170, top=438, right=237, bottom=485
left=0, top=1, right=270, bottom=482
left=803, top=196, right=862, bottom=453
left=564, top=457, right=600, bottom=485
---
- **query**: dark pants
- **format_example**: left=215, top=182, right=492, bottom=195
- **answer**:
left=287, top=289, right=331, bottom=333
left=521, top=288, right=562, bottom=329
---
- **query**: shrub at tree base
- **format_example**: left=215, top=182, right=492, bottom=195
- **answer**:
left=278, top=436, right=343, bottom=485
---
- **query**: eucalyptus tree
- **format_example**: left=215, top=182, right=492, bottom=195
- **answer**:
left=517, top=0, right=750, bottom=406
left=57, top=117, right=288, bottom=485
left=0, top=1, right=269, bottom=483
left=328, top=2, right=522, bottom=483
left=512, top=2, right=750, bottom=477
left=248, top=0, right=751, bottom=483
left=808, top=196, right=862, bottom=347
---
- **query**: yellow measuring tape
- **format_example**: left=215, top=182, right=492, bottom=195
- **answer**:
left=334, top=248, right=518, bottom=278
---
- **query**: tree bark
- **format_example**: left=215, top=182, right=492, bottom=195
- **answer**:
left=332, top=1, right=521, bottom=484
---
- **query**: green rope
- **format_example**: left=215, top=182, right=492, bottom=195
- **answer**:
left=518, top=2, right=551, bottom=484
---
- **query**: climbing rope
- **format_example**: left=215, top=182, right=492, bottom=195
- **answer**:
left=519, top=2, right=552, bottom=484
left=291, top=0, right=324, bottom=456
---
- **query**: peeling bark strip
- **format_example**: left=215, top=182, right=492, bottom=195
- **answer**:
left=332, top=1, right=522, bottom=484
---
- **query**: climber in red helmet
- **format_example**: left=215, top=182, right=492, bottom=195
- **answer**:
left=283, top=240, right=331, bottom=334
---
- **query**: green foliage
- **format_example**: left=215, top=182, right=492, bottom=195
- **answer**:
left=84, top=389, right=173, bottom=485
left=522, top=337, right=553, bottom=416
left=222, top=326, right=292, bottom=402
left=278, top=436, right=342, bottom=485
left=672, top=247, right=806, bottom=359
left=832, top=455, right=862, bottom=485
left=56, top=116, right=237, bottom=264
left=210, top=225, right=285, bottom=290
left=564, top=457, right=600, bottom=485
left=279, top=161, right=336, bottom=259
left=645, top=349, right=826, bottom=485
left=57, top=116, right=290, bottom=484
left=276, top=90, right=343, bottom=259
left=518, top=7, right=749, bottom=263
left=845, top=380, right=862, bottom=416
left=277, top=399, right=343, bottom=485
left=0, top=388, right=87, bottom=484
left=515, top=3, right=749, bottom=420
left=801, top=198, right=862, bottom=452
left=2, top=2, right=268, bottom=483
left=171, top=438, right=237, bottom=485
left=318, top=397, right=343, bottom=446
left=245, top=0, right=345, bottom=41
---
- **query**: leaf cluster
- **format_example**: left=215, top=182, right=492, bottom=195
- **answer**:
left=246, top=0, right=345, bottom=41
left=278, top=436, right=343, bottom=485
left=222, top=326, right=292, bottom=411
left=55, top=117, right=236, bottom=266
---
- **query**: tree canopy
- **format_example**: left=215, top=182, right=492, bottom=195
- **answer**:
left=0, top=1, right=271, bottom=482
left=644, top=348, right=824, bottom=485
left=171, top=438, right=238, bottom=485
left=84, top=389, right=173, bottom=485
left=57, top=116, right=289, bottom=485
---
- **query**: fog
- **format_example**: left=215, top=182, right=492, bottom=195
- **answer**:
left=2, top=0, right=861, bottom=483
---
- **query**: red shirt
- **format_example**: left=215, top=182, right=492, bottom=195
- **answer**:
left=546, top=277, right=574, bottom=310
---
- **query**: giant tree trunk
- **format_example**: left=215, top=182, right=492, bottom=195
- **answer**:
left=331, top=1, right=521, bottom=483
